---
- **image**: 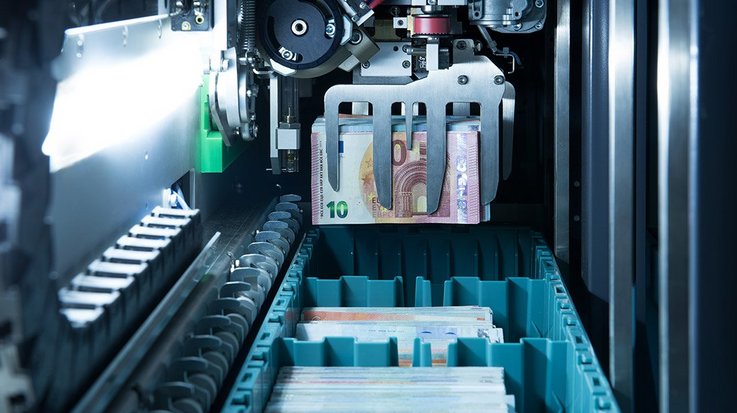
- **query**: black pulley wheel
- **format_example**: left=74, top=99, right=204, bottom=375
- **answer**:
left=259, top=0, right=345, bottom=70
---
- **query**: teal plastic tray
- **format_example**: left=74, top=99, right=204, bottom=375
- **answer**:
left=222, top=227, right=619, bottom=412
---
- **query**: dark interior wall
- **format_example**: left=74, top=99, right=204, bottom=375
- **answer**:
left=692, top=2, right=737, bottom=410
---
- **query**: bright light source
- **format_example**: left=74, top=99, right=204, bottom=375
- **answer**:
left=43, top=42, right=203, bottom=172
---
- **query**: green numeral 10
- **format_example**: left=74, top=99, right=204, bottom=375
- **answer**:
left=327, top=201, right=349, bottom=219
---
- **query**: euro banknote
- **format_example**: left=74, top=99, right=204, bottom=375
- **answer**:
left=311, top=117, right=483, bottom=224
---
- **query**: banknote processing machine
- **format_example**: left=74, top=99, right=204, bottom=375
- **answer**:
left=2, top=0, right=736, bottom=412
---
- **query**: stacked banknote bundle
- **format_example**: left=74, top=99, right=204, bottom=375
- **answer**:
left=311, top=116, right=492, bottom=224
left=296, top=306, right=504, bottom=366
left=265, top=367, right=515, bottom=413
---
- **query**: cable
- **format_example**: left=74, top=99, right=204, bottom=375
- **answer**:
left=476, top=26, right=523, bottom=71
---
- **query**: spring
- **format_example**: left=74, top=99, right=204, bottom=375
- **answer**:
left=237, top=0, right=256, bottom=56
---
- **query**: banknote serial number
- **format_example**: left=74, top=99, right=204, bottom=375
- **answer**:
left=326, top=200, right=349, bottom=219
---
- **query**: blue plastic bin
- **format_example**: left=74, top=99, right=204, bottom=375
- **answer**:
left=221, top=226, right=619, bottom=413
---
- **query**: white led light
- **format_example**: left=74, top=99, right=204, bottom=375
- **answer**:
left=43, top=42, right=202, bottom=172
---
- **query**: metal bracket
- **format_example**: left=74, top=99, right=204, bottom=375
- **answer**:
left=208, top=48, right=259, bottom=146
left=324, top=40, right=506, bottom=213
left=269, top=75, right=302, bottom=174
left=337, top=0, right=375, bottom=26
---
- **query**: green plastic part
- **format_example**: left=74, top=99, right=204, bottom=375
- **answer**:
left=198, top=76, right=244, bottom=173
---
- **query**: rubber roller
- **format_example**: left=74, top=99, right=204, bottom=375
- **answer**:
left=413, top=16, right=451, bottom=36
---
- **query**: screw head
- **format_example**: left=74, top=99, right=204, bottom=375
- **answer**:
left=325, top=23, right=336, bottom=37
left=456, top=41, right=467, bottom=50
left=457, top=75, right=469, bottom=85
left=402, top=60, right=411, bottom=69
left=350, top=30, right=363, bottom=45
left=494, top=75, right=505, bottom=85
left=281, top=49, right=294, bottom=60
left=535, top=0, right=544, bottom=7
left=362, top=61, right=371, bottom=69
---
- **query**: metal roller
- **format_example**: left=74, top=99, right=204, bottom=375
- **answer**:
left=262, top=220, right=296, bottom=244
left=274, top=202, right=304, bottom=225
left=247, top=242, right=285, bottom=267
left=231, top=267, right=273, bottom=293
left=413, top=16, right=452, bottom=36
left=279, top=194, right=302, bottom=203
left=254, top=231, right=290, bottom=255
left=220, top=282, right=260, bottom=323
left=268, top=211, right=300, bottom=233
left=236, top=253, right=279, bottom=280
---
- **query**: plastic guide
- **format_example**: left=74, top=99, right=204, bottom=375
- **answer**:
left=221, top=227, right=619, bottom=413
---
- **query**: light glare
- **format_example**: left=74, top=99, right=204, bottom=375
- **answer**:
left=43, top=45, right=202, bottom=172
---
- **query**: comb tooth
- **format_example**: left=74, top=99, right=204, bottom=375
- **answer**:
left=373, top=103, right=393, bottom=209
left=502, top=82, right=516, bottom=180
left=426, top=104, right=447, bottom=214
left=325, top=92, right=341, bottom=191
left=405, top=101, right=414, bottom=149
left=480, top=100, right=500, bottom=206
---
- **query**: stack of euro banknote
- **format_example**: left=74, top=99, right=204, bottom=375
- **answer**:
left=265, top=367, right=516, bottom=413
left=295, top=306, right=504, bottom=367
left=311, top=117, right=492, bottom=224
left=272, top=306, right=512, bottom=411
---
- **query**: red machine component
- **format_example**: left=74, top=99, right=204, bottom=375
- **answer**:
left=412, top=16, right=451, bottom=36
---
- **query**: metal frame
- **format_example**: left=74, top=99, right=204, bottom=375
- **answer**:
left=47, top=16, right=208, bottom=281
left=554, top=0, right=571, bottom=263
left=324, top=44, right=506, bottom=213
left=657, top=0, right=697, bottom=410
left=581, top=0, right=611, bottom=301
left=608, top=0, right=635, bottom=410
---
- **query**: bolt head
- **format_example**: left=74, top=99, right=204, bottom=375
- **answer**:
left=362, top=61, right=371, bottom=69
left=494, top=75, right=505, bottom=85
left=350, top=30, right=363, bottom=44
left=457, top=75, right=469, bottom=85
left=456, top=41, right=467, bottom=50
left=402, top=60, right=411, bottom=69
left=535, top=0, right=544, bottom=7
left=325, top=23, right=336, bottom=36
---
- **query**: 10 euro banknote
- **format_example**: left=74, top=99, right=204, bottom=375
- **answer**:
left=311, top=118, right=482, bottom=224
